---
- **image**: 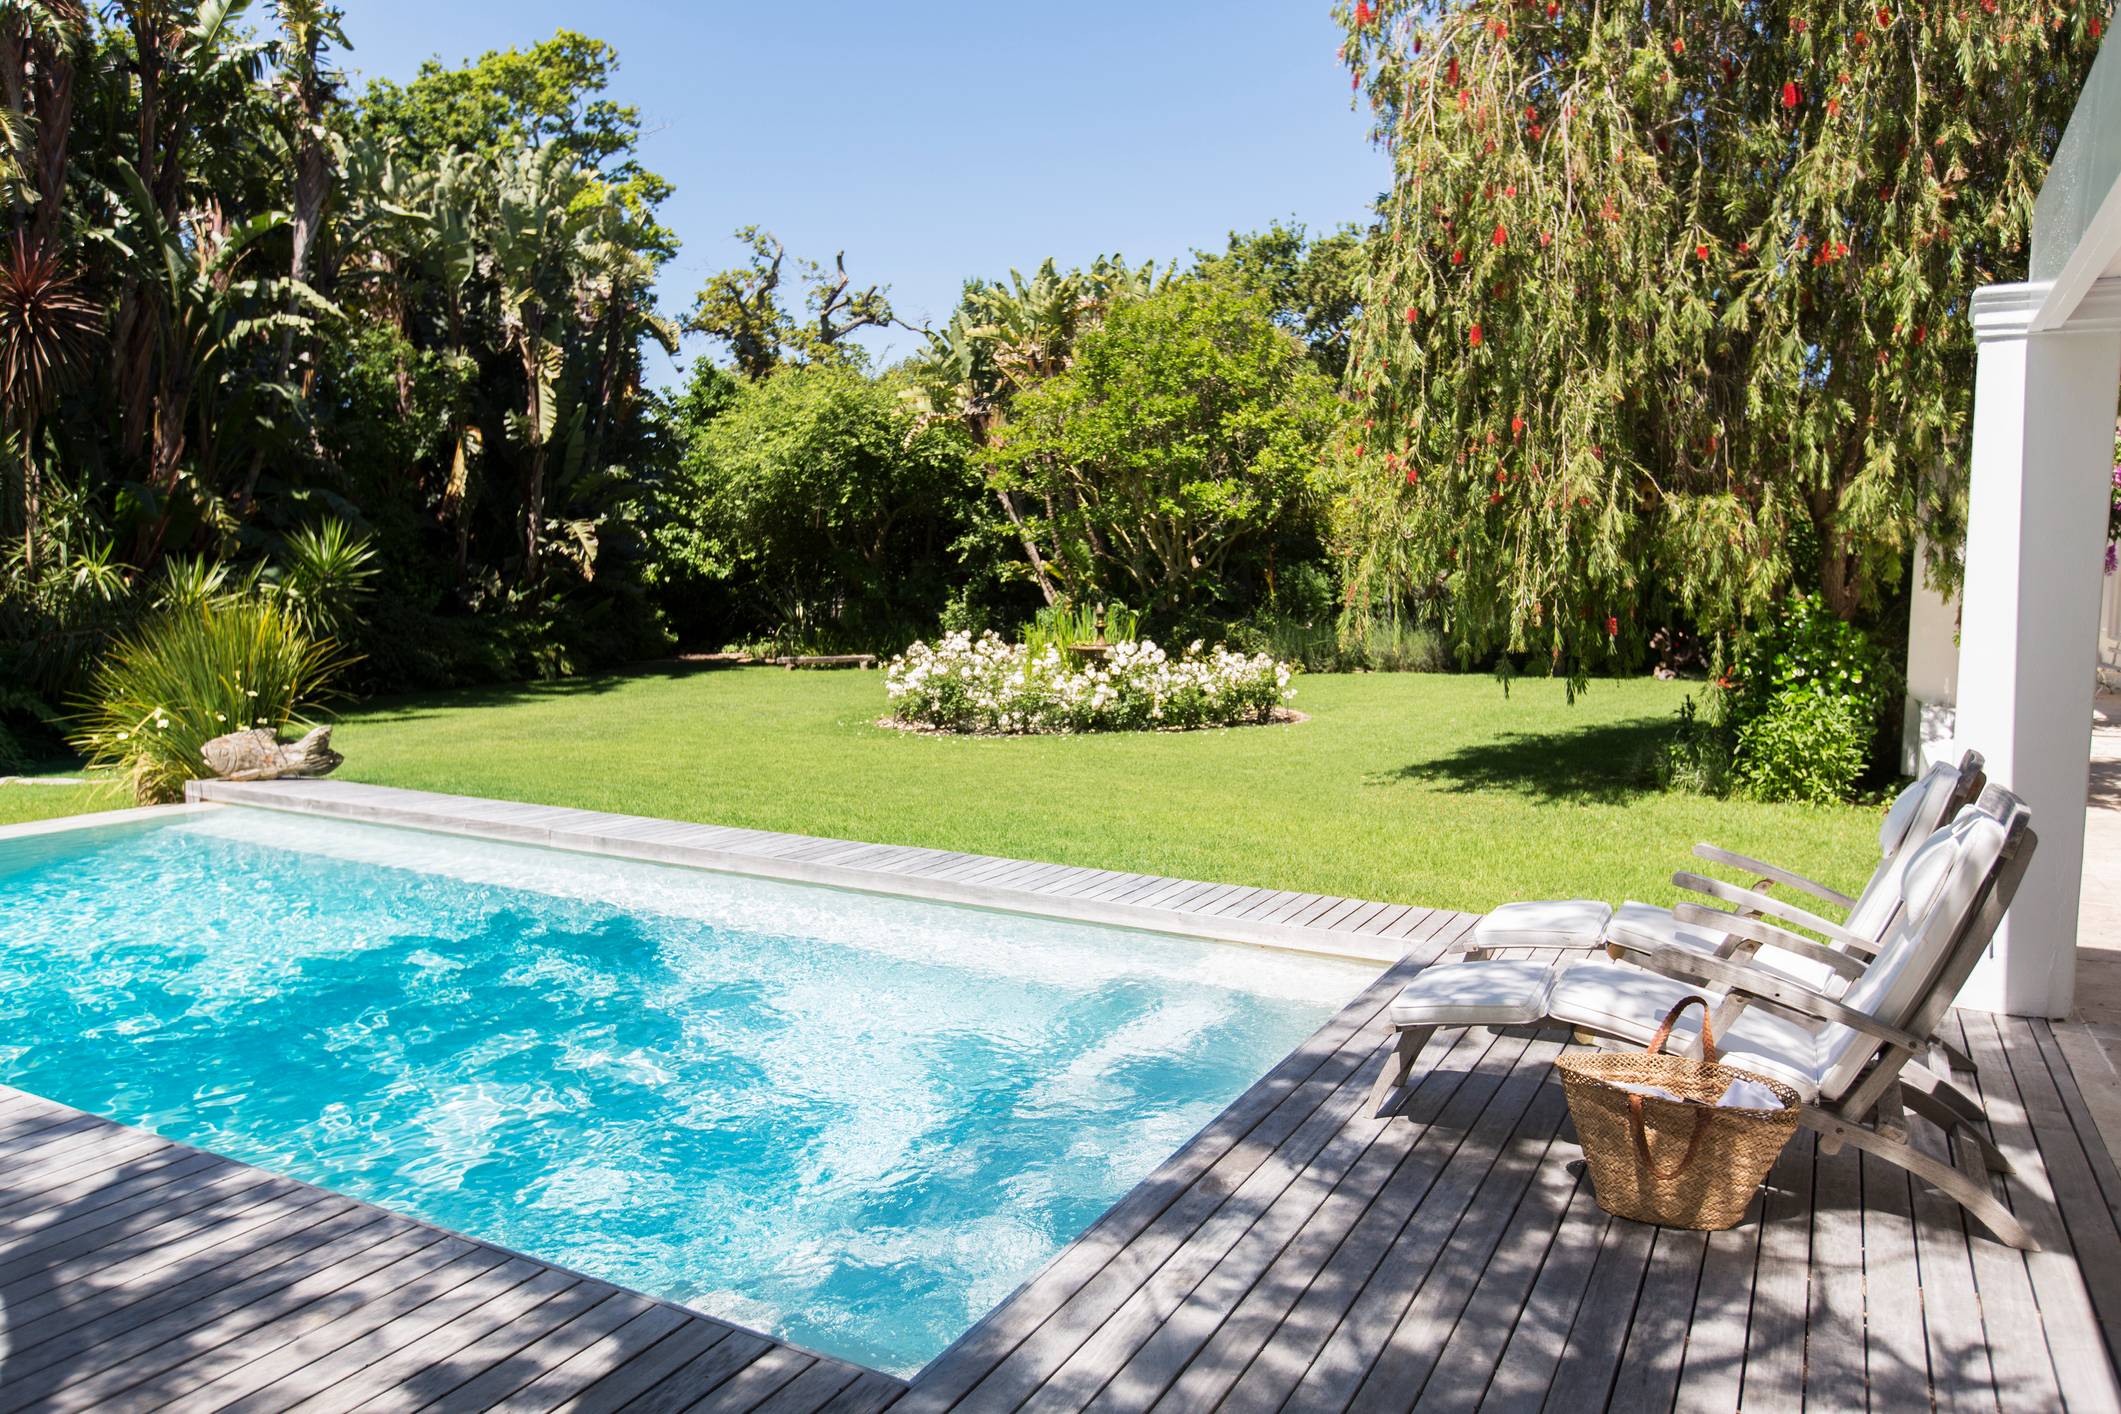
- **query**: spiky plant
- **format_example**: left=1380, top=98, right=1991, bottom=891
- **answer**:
left=0, top=232, right=99, bottom=572
left=71, top=593, right=352, bottom=803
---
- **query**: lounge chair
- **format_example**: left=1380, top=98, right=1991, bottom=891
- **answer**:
left=1458, top=751, right=1986, bottom=998
left=1372, top=787, right=2040, bottom=1248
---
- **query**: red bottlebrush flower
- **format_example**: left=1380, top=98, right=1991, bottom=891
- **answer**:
left=1414, top=36, right=1422, bottom=53
left=1538, top=230, right=1552, bottom=247
left=1511, top=416, right=1526, bottom=438
left=1546, top=0, right=1558, bottom=15
left=1782, top=81, right=1800, bottom=108
left=1529, top=123, right=1543, bottom=139
left=1737, top=239, right=1750, bottom=254
left=1877, top=6, right=1891, bottom=23
left=1451, top=248, right=1466, bottom=265
left=2093, top=18, right=2105, bottom=39
left=1492, top=222, right=1508, bottom=247
left=1489, top=491, right=1504, bottom=505
left=1364, top=417, right=1375, bottom=430
left=1605, top=616, right=1620, bottom=637
left=1447, top=56, right=1459, bottom=85
left=1353, top=444, right=1365, bottom=458
left=1352, top=72, right=1361, bottom=91
left=1405, top=306, right=1420, bottom=323
left=1505, top=184, right=1517, bottom=198
left=1914, top=324, right=1928, bottom=344
left=1695, top=243, right=1710, bottom=260
left=1707, top=434, right=1718, bottom=453
left=1406, top=464, right=1419, bottom=484
left=1590, top=445, right=1605, bottom=460
left=1826, top=97, right=1841, bottom=117
left=1468, top=323, right=1484, bottom=346
left=1354, top=0, right=1373, bottom=25
left=1526, top=105, right=1539, bottom=121
left=1672, top=36, right=1685, bottom=55
left=1492, top=21, right=1508, bottom=38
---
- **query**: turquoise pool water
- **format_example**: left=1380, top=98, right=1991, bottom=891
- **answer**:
left=0, top=808, right=1372, bottom=1375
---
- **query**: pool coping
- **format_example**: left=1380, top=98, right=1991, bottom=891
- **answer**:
left=151, top=778, right=1463, bottom=967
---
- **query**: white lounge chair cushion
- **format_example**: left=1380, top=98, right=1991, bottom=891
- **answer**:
left=1544, top=961, right=1829, bottom=1099
left=1469, top=899, right=1613, bottom=951
left=1389, top=959, right=1556, bottom=1028
left=1607, top=900, right=1841, bottom=992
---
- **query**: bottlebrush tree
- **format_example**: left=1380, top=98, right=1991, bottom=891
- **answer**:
left=1332, top=0, right=2109, bottom=682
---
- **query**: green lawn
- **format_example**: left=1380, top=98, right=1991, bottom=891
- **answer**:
left=0, top=780, right=126, bottom=827
left=188, top=665, right=1887, bottom=916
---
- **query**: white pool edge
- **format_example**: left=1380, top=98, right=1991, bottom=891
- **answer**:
left=153, top=779, right=1459, bottom=969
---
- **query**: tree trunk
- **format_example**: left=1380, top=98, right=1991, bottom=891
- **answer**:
left=993, top=487, right=1058, bottom=605
left=1809, top=483, right=1862, bottom=620
left=19, top=412, right=37, bottom=576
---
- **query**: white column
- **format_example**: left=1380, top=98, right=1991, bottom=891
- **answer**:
left=1956, top=278, right=2121, bottom=1018
left=1901, top=533, right=1961, bottom=776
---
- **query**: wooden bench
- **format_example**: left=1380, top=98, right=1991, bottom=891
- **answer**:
left=776, top=654, right=878, bottom=670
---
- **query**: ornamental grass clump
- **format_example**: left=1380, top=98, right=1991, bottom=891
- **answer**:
left=887, top=631, right=1293, bottom=734
left=72, top=595, right=352, bottom=803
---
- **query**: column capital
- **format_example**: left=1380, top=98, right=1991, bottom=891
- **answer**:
left=1976, top=276, right=2121, bottom=340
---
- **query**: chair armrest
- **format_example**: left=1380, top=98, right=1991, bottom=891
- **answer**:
left=1671, top=871, right=1873, bottom=951
left=1667, top=904, right=1868, bottom=981
left=1691, top=844, right=1858, bottom=911
left=1640, top=947, right=1926, bottom=1054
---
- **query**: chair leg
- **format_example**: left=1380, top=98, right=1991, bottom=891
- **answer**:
left=1901, top=1088, right=2015, bottom=1174
left=1368, top=1026, right=1435, bottom=1118
left=1799, top=1107, right=2039, bottom=1251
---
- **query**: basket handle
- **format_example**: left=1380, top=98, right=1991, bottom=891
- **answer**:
left=1632, top=995, right=1720, bottom=1183
left=1628, top=1093, right=1713, bottom=1183
left=1646, top=995, right=1717, bottom=1065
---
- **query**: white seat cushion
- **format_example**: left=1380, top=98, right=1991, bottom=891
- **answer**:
left=1545, top=961, right=1828, bottom=1099
left=1390, top=959, right=1557, bottom=1028
left=1470, top=899, right=1613, bottom=950
left=1607, top=900, right=1841, bottom=992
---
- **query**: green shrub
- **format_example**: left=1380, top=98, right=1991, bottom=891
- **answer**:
left=71, top=596, right=353, bottom=804
left=1715, top=592, right=1899, bottom=803
left=1732, top=687, right=1870, bottom=804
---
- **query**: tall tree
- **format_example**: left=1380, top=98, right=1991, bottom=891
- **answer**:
left=686, top=227, right=907, bottom=380
left=1332, top=0, right=2107, bottom=681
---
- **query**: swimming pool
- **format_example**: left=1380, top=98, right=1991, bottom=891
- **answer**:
left=0, top=807, right=1374, bottom=1375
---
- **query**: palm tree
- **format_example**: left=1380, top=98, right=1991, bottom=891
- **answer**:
left=487, top=143, right=596, bottom=578
left=0, top=0, right=90, bottom=251
left=0, top=231, right=97, bottom=570
left=233, top=0, right=346, bottom=511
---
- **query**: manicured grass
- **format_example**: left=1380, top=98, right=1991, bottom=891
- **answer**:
left=0, top=780, right=126, bottom=827
left=286, top=665, right=1879, bottom=915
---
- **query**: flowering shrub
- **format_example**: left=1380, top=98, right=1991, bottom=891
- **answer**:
left=886, top=632, right=1293, bottom=734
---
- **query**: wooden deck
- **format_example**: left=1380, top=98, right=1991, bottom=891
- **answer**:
left=898, top=949, right=2121, bottom=1412
left=9, top=782, right=2121, bottom=1409
left=0, top=1084, right=901, bottom=1412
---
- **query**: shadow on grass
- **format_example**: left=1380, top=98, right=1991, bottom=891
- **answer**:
left=1373, top=715, right=1670, bottom=805
left=339, top=658, right=749, bottom=728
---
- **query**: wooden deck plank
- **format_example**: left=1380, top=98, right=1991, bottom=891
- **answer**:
left=1802, top=1140, right=1868, bottom=1411
left=1144, top=1022, right=1510, bottom=1413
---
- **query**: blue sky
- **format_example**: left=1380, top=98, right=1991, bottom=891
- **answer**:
left=337, top=1, right=1388, bottom=381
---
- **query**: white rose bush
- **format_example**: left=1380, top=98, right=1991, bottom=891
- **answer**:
left=887, top=631, right=1294, bottom=734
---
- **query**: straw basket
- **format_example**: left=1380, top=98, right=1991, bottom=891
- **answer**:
left=1556, top=996, right=1801, bottom=1231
